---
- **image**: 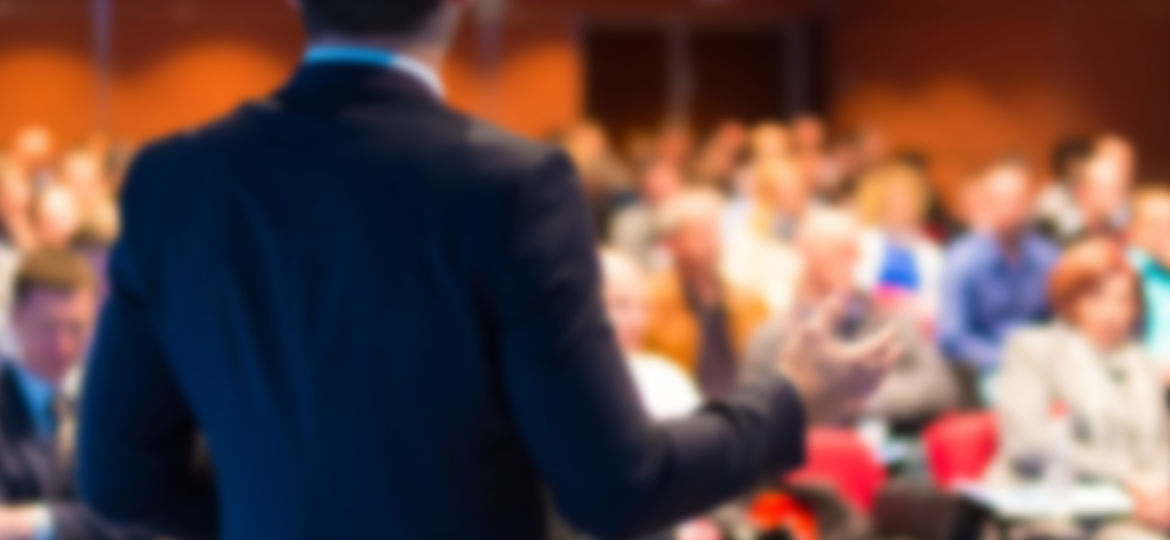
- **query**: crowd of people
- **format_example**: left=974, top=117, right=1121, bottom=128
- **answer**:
left=0, top=114, right=1164, bottom=539
left=564, top=116, right=1170, bottom=539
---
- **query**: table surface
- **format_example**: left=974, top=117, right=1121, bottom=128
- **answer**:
left=956, top=482, right=1133, bottom=520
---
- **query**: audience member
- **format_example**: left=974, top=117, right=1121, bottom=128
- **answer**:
left=1036, top=136, right=1093, bottom=240
left=746, top=122, right=790, bottom=164
left=0, top=159, right=37, bottom=253
left=654, top=121, right=696, bottom=173
left=745, top=210, right=956, bottom=428
left=0, top=249, right=150, bottom=539
left=721, top=159, right=805, bottom=313
left=608, top=161, right=684, bottom=270
left=10, top=127, right=55, bottom=189
left=854, top=162, right=944, bottom=330
left=693, top=120, right=746, bottom=194
left=990, top=239, right=1170, bottom=540
left=939, top=157, right=1059, bottom=382
left=599, top=249, right=700, bottom=420
left=1129, top=186, right=1170, bottom=368
left=60, top=152, right=118, bottom=243
left=1062, top=150, right=1133, bottom=243
left=32, top=184, right=81, bottom=251
left=645, top=189, right=768, bottom=400
left=561, top=121, right=631, bottom=238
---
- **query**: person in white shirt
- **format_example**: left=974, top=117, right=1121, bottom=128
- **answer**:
left=599, top=249, right=700, bottom=420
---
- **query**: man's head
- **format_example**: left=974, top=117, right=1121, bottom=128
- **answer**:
left=796, top=209, right=861, bottom=297
left=34, top=183, right=81, bottom=250
left=752, top=158, right=808, bottom=216
left=749, top=122, right=791, bottom=162
left=1050, top=136, right=1092, bottom=184
left=1094, top=133, right=1137, bottom=187
left=978, top=156, right=1037, bottom=240
left=1074, top=152, right=1132, bottom=230
left=296, top=0, right=468, bottom=47
left=791, top=114, right=826, bottom=155
left=1131, top=186, right=1170, bottom=267
left=599, top=250, right=650, bottom=354
left=657, top=188, right=725, bottom=277
left=640, top=162, right=684, bottom=206
left=12, top=249, right=97, bottom=388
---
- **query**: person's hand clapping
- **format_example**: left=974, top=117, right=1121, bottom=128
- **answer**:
left=776, top=294, right=901, bottom=425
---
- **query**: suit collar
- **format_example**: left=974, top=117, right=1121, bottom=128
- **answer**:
left=270, top=63, right=442, bottom=114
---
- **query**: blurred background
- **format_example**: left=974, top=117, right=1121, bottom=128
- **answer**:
left=5, top=0, right=1170, bottom=197
left=6, top=1, right=1170, bottom=539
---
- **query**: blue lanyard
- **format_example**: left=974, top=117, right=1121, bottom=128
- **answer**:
left=304, top=45, right=398, bottom=67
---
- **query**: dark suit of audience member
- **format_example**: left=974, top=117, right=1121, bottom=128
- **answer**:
left=0, top=249, right=151, bottom=540
left=0, top=362, right=149, bottom=540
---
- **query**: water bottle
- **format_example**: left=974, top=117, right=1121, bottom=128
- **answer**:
left=1043, top=404, right=1074, bottom=517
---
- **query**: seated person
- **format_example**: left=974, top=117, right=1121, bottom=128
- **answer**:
left=0, top=249, right=150, bottom=539
left=938, top=157, right=1059, bottom=395
left=744, top=210, right=957, bottom=430
left=1128, top=186, right=1170, bottom=369
left=854, top=162, right=944, bottom=333
left=608, top=162, right=685, bottom=272
left=988, top=239, right=1170, bottom=539
left=599, top=249, right=699, bottom=420
left=645, top=188, right=768, bottom=401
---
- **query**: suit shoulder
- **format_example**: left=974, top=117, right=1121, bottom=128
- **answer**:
left=453, top=113, right=569, bottom=183
left=125, top=108, right=250, bottom=179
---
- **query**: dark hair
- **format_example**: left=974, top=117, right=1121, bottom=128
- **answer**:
left=301, top=0, right=444, bottom=36
left=1050, top=136, right=1093, bottom=183
left=15, top=249, right=95, bottom=308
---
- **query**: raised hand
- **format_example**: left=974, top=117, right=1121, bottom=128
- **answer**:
left=776, top=294, right=901, bottom=425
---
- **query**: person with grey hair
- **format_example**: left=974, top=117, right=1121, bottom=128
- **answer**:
left=745, top=209, right=957, bottom=429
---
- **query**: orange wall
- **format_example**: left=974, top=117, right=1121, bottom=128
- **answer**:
left=829, top=0, right=1170, bottom=194
left=3, top=0, right=1170, bottom=196
left=0, top=0, right=95, bottom=144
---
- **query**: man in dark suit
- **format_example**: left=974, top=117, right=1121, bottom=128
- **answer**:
left=77, top=1, right=896, bottom=539
left=0, top=249, right=149, bottom=540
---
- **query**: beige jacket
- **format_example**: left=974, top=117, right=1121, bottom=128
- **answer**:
left=988, top=324, right=1170, bottom=491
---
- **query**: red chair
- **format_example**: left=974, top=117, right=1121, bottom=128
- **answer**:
left=922, top=412, right=999, bottom=489
left=785, top=428, right=886, bottom=513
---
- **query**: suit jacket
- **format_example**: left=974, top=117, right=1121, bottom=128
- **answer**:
left=644, top=270, right=769, bottom=377
left=0, top=363, right=150, bottom=539
left=76, top=63, right=808, bottom=540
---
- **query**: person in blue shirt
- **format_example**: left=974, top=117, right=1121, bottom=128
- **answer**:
left=1129, top=186, right=1170, bottom=370
left=0, top=249, right=148, bottom=540
left=939, top=157, right=1060, bottom=379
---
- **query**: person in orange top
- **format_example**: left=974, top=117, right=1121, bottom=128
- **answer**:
left=645, top=188, right=769, bottom=400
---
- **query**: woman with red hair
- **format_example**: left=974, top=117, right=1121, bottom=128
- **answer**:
left=990, top=238, right=1170, bottom=539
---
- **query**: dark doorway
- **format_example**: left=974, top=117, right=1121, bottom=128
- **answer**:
left=584, top=22, right=809, bottom=146
left=689, top=27, right=788, bottom=135
left=583, top=26, right=670, bottom=151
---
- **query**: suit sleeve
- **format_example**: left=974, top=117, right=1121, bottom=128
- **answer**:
left=76, top=144, right=218, bottom=539
left=487, top=151, right=806, bottom=539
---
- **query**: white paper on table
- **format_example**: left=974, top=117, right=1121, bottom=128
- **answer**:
left=955, top=482, right=1133, bottom=520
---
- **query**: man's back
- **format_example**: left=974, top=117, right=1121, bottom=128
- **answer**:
left=93, top=65, right=588, bottom=539
left=78, top=62, right=818, bottom=540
